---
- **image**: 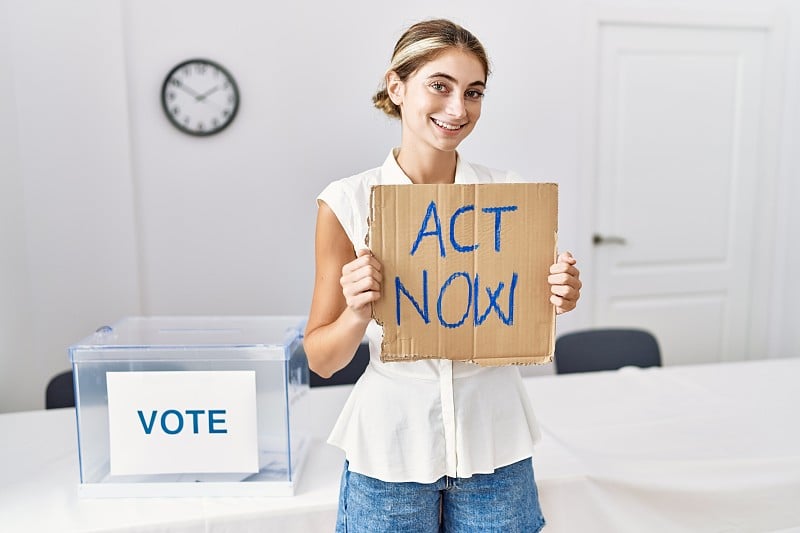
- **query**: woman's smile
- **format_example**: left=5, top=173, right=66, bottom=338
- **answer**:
left=431, top=118, right=467, bottom=132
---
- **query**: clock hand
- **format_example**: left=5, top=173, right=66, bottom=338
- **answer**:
left=197, top=86, right=220, bottom=101
left=174, top=81, right=203, bottom=99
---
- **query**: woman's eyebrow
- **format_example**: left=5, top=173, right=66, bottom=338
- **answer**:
left=427, top=72, right=486, bottom=88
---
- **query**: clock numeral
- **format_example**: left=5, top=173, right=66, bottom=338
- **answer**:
left=183, top=117, right=190, bottom=125
left=222, top=109, right=230, bottom=117
left=195, top=63, right=207, bottom=74
left=183, top=67, right=191, bottom=77
left=171, top=79, right=182, bottom=87
left=223, top=82, right=229, bottom=89
left=172, top=106, right=180, bottom=115
left=168, top=92, right=176, bottom=100
left=197, top=122, right=205, bottom=131
left=227, top=95, right=235, bottom=104
left=212, top=118, right=220, bottom=128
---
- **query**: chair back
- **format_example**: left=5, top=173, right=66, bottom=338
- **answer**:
left=554, top=328, right=661, bottom=374
left=45, top=370, right=75, bottom=409
left=309, top=342, right=370, bottom=387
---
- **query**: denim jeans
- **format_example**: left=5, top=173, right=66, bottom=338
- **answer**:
left=335, top=458, right=545, bottom=532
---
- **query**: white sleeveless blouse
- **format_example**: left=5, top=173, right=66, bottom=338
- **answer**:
left=317, top=150, right=542, bottom=483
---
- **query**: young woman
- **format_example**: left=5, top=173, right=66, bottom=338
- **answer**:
left=304, top=19, right=582, bottom=532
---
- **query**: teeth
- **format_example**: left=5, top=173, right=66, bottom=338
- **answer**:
left=433, top=119, right=462, bottom=130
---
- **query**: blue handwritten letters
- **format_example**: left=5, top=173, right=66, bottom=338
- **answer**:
left=396, top=200, right=519, bottom=329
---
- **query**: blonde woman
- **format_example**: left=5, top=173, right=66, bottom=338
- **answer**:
left=304, top=19, right=581, bottom=532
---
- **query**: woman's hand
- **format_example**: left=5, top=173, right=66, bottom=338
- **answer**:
left=549, top=251, right=581, bottom=314
left=340, top=249, right=383, bottom=323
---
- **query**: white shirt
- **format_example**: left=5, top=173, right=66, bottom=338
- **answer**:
left=317, top=150, right=541, bottom=483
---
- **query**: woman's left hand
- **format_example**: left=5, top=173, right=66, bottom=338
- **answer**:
left=548, top=251, right=582, bottom=314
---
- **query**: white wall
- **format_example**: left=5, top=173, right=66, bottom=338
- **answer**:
left=1, top=0, right=798, bottom=411
left=1, top=0, right=141, bottom=412
left=0, top=0, right=34, bottom=413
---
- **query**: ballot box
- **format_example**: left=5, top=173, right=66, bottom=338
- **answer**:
left=68, top=315, right=309, bottom=497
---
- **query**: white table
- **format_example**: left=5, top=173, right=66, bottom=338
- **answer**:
left=2, top=358, right=799, bottom=532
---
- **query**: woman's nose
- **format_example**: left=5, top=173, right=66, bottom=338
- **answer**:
left=445, top=95, right=466, bottom=118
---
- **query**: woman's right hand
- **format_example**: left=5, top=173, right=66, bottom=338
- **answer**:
left=340, top=249, right=383, bottom=323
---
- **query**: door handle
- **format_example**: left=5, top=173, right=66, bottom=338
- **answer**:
left=593, top=233, right=627, bottom=246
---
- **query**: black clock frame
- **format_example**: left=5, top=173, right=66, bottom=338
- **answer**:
left=160, top=58, right=240, bottom=137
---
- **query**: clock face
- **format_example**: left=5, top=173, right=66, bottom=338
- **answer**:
left=161, top=59, right=240, bottom=136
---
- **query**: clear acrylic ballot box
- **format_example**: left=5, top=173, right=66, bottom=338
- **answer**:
left=68, top=316, right=310, bottom=497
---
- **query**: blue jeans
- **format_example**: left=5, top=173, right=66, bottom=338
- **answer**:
left=335, top=458, right=545, bottom=532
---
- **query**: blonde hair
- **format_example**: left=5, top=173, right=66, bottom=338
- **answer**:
left=373, top=19, right=490, bottom=119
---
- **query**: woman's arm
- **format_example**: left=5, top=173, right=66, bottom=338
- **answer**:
left=304, top=201, right=383, bottom=378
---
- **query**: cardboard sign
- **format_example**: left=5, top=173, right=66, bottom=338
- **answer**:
left=107, top=371, right=259, bottom=475
left=370, top=183, right=557, bottom=366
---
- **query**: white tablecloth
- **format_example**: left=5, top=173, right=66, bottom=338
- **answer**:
left=524, top=358, right=800, bottom=533
left=1, top=358, right=799, bottom=532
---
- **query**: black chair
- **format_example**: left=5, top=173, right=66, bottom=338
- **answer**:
left=554, top=328, right=661, bottom=374
left=46, top=370, right=75, bottom=409
left=310, top=342, right=370, bottom=387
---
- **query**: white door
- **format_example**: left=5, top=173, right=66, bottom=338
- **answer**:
left=592, top=22, right=771, bottom=365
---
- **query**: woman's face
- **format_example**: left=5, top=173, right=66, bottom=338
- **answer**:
left=390, top=48, right=486, bottom=155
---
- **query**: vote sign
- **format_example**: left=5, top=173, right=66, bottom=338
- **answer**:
left=106, top=371, right=259, bottom=475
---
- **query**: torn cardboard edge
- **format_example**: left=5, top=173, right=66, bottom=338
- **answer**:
left=369, top=183, right=558, bottom=367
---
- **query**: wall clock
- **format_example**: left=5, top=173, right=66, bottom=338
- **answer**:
left=161, top=58, right=240, bottom=136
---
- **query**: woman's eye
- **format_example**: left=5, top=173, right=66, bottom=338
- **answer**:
left=430, top=82, right=447, bottom=92
left=466, top=90, right=484, bottom=100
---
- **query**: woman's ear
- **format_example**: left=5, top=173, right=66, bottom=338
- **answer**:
left=386, top=71, right=404, bottom=106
